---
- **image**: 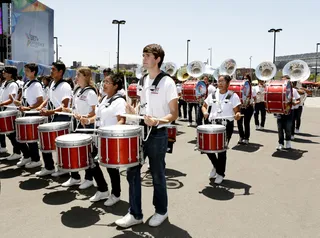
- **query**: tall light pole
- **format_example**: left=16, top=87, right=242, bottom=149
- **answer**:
left=208, top=47, right=212, bottom=65
left=249, top=56, right=252, bottom=79
left=315, top=43, right=320, bottom=82
left=268, top=28, right=282, bottom=64
left=187, top=39, right=191, bottom=65
left=54, top=36, right=58, bottom=62
left=112, top=19, right=126, bottom=73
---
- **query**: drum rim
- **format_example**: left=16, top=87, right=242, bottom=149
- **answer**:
left=98, top=125, right=142, bottom=135
left=55, top=134, right=92, bottom=146
left=0, top=110, right=18, bottom=116
left=197, top=124, right=226, bottom=130
left=15, top=116, right=46, bottom=124
left=38, top=122, right=70, bottom=131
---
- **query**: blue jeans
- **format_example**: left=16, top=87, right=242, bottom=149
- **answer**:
left=127, top=128, right=168, bottom=220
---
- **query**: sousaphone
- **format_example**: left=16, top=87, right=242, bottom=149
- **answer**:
left=282, top=60, right=310, bottom=82
left=255, top=61, right=277, bottom=81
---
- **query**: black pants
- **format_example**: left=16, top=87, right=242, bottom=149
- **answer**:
left=196, top=104, right=209, bottom=126
left=0, top=134, right=6, bottom=148
left=7, top=132, right=30, bottom=157
left=254, top=102, right=266, bottom=127
left=277, top=113, right=293, bottom=145
left=206, top=120, right=234, bottom=177
left=188, top=103, right=198, bottom=123
left=292, top=106, right=303, bottom=132
left=42, top=115, right=71, bottom=170
left=237, top=106, right=254, bottom=140
left=178, top=99, right=187, bottom=118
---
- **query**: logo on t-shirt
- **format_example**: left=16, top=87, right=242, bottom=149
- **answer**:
left=80, top=95, right=87, bottom=101
left=151, top=87, right=159, bottom=94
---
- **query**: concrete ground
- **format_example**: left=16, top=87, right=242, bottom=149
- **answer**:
left=0, top=99, right=319, bottom=238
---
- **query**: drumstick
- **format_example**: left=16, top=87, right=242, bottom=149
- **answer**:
left=4, top=105, right=18, bottom=109
left=24, top=111, right=40, bottom=114
left=55, top=111, right=74, bottom=116
left=120, top=114, right=169, bottom=123
left=213, top=114, right=244, bottom=120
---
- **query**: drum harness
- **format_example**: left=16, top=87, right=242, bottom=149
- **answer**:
left=210, top=90, right=234, bottom=126
left=0, top=80, right=20, bottom=113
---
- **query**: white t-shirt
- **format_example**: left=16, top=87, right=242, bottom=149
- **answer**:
left=292, top=88, right=301, bottom=110
left=73, top=87, right=98, bottom=116
left=208, top=84, right=216, bottom=95
left=205, top=90, right=241, bottom=121
left=117, top=89, right=126, bottom=97
left=23, top=80, right=43, bottom=106
left=253, top=85, right=265, bottom=103
left=48, top=80, right=72, bottom=108
left=176, top=84, right=182, bottom=94
left=16, top=79, right=24, bottom=90
left=1, top=80, right=19, bottom=110
left=137, top=75, right=178, bottom=128
left=95, top=94, right=126, bottom=127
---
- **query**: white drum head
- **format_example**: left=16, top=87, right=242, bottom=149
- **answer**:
left=197, top=124, right=226, bottom=133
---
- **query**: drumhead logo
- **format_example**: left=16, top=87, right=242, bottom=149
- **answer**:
left=25, top=30, right=45, bottom=48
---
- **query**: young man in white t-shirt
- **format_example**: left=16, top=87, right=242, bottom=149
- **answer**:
left=14, top=63, right=44, bottom=168
left=36, top=62, right=72, bottom=177
left=276, top=76, right=300, bottom=150
left=116, top=44, right=178, bottom=228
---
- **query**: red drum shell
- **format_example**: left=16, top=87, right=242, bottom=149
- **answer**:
left=15, top=116, right=46, bottom=143
left=197, top=125, right=226, bottom=153
left=167, top=126, right=177, bottom=142
left=228, top=80, right=252, bottom=106
left=0, top=111, right=18, bottom=134
left=128, top=84, right=138, bottom=99
left=265, top=80, right=293, bottom=115
left=181, top=81, right=207, bottom=103
left=56, top=134, right=92, bottom=172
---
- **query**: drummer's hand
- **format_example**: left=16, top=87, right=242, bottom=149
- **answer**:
left=13, top=100, right=21, bottom=106
left=80, top=117, right=89, bottom=126
left=61, top=106, right=71, bottom=113
left=74, top=113, right=81, bottom=120
left=19, top=106, right=30, bottom=112
left=144, top=115, right=157, bottom=127
left=203, top=112, right=209, bottom=120
left=234, top=112, right=241, bottom=121
left=35, top=106, right=42, bottom=111
left=126, top=103, right=135, bottom=114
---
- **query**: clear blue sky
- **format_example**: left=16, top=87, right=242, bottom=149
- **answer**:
left=40, top=0, right=320, bottom=69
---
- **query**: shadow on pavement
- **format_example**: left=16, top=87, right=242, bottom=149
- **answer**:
left=61, top=206, right=101, bottom=228
left=108, top=219, right=192, bottom=238
left=259, top=129, right=278, bottom=134
left=42, top=190, right=77, bottom=205
left=272, top=149, right=308, bottom=160
left=0, top=167, right=23, bottom=179
left=297, top=132, right=319, bottom=138
left=232, top=143, right=263, bottom=153
left=187, top=139, right=197, bottom=145
left=19, top=178, right=50, bottom=190
left=199, top=179, right=252, bottom=201
left=293, top=138, right=319, bottom=144
left=89, top=200, right=129, bottom=217
left=177, top=131, right=186, bottom=136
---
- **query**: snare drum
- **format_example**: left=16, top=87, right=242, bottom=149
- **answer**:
left=0, top=110, right=18, bottom=134
left=228, top=80, right=252, bottom=107
left=56, top=134, right=92, bottom=172
left=98, top=125, right=141, bottom=169
left=181, top=80, right=207, bottom=103
left=15, top=116, right=46, bottom=143
left=197, top=124, right=226, bottom=153
left=167, top=125, right=177, bottom=142
left=128, top=83, right=138, bottom=99
left=265, top=80, right=293, bottom=114
left=38, top=122, right=70, bottom=153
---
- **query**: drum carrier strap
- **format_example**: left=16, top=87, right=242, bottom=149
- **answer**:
left=48, top=79, right=68, bottom=110
left=4, top=79, right=19, bottom=89
left=22, top=80, right=41, bottom=107
left=211, top=90, right=234, bottom=101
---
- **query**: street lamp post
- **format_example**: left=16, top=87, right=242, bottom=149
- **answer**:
left=187, top=39, right=191, bottom=65
left=208, top=47, right=212, bottom=65
left=54, top=36, right=58, bottom=62
left=112, top=20, right=126, bottom=73
left=249, top=56, right=252, bottom=79
left=268, top=28, right=282, bottom=63
left=315, top=43, right=320, bottom=82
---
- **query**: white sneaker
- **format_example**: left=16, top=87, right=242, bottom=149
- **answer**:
left=16, top=158, right=31, bottom=167
left=260, top=127, right=264, bottom=130
left=149, top=212, right=168, bottom=227
left=115, top=213, right=143, bottom=228
left=104, top=194, right=120, bottom=207
left=295, top=129, right=300, bottom=134
left=35, top=167, right=55, bottom=177
left=0, top=147, right=8, bottom=153
left=209, top=168, right=217, bottom=179
left=187, top=122, right=191, bottom=127
left=79, top=179, right=94, bottom=190
left=25, top=161, right=42, bottom=169
left=52, top=170, right=68, bottom=177
left=214, top=174, right=224, bottom=184
left=276, top=144, right=284, bottom=151
left=62, top=178, right=81, bottom=187
left=285, top=140, right=292, bottom=149
left=243, top=139, right=249, bottom=145
left=291, top=135, right=295, bottom=140
left=89, top=191, right=109, bottom=202
left=255, top=125, right=260, bottom=130
left=6, top=153, right=22, bottom=161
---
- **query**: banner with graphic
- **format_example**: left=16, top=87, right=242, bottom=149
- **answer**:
left=11, top=1, right=54, bottom=65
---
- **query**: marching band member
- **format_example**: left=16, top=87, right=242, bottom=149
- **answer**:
left=0, top=66, right=30, bottom=161
left=253, top=79, right=266, bottom=130
left=197, top=76, right=214, bottom=125
left=61, top=67, right=98, bottom=189
left=14, top=63, right=44, bottom=168
left=291, top=81, right=307, bottom=135
left=202, top=74, right=241, bottom=184
left=80, top=72, right=126, bottom=206
left=0, top=70, right=7, bottom=155
left=176, top=79, right=187, bottom=120
left=187, top=77, right=198, bottom=126
left=116, top=44, right=178, bottom=228
left=237, top=74, right=254, bottom=144
left=276, top=76, right=300, bottom=150
left=35, top=62, right=72, bottom=177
